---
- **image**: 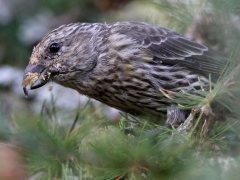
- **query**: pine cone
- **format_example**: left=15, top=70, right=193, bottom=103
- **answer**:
left=22, top=21, right=227, bottom=125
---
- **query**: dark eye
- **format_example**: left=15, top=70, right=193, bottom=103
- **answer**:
left=49, top=43, right=60, bottom=53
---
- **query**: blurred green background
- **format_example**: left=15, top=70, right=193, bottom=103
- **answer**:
left=0, top=0, right=240, bottom=179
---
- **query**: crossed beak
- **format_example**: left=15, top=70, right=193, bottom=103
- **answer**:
left=22, top=64, right=51, bottom=97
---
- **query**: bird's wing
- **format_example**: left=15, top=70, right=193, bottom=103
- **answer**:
left=113, top=22, right=227, bottom=78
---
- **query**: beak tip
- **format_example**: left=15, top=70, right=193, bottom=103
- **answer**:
left=23, top=87, right=29, bottom=98
left=22, top=64, right=52, bottom=97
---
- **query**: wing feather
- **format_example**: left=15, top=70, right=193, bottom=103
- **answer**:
left=112, top=22, right=227, bottom=78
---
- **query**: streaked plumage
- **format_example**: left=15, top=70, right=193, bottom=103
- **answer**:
left=22, top=21, right=227, bottom=125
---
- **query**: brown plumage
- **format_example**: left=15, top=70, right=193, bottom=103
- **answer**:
left=22, top=21, right=227, bottom=125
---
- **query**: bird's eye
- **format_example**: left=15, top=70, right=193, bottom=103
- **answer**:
left=49, top=43, right=60, bottom=53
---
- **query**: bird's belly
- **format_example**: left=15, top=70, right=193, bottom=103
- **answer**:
left=91, top=86, right=169, bottom=118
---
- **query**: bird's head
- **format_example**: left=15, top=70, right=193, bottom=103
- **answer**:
left=22, top=23, right=100, bottom=97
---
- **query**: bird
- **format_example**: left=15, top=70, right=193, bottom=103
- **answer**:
left=22, top=21, right=227, bottom=126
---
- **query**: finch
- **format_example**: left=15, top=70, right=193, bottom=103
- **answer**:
left=22, top=21, right=227, bottom=125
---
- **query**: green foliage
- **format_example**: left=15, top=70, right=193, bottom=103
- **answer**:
left=0, top=91, right=240, bottom=180
left=39, top=0, right=93, bottom=15
left=208, top=0, right=240, bottom=14
left=150, top=0, right=196, bottom=34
